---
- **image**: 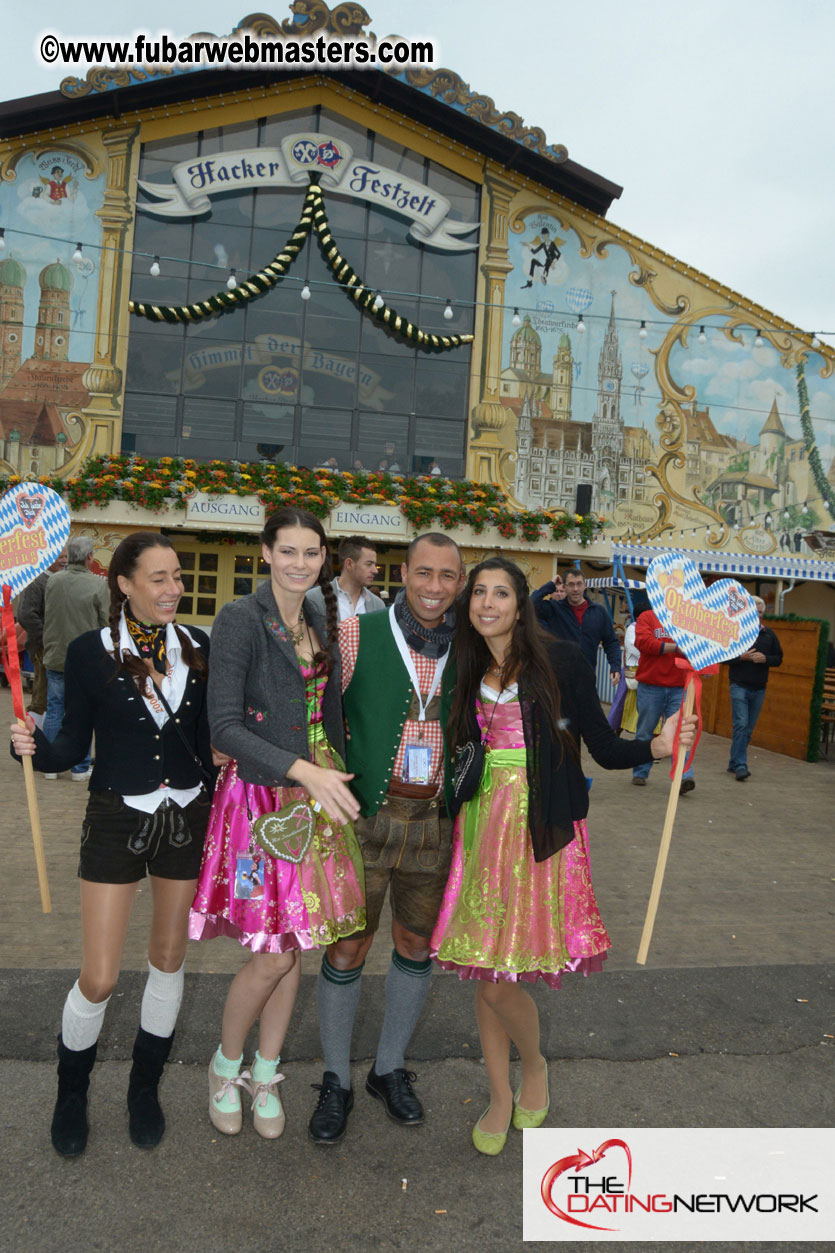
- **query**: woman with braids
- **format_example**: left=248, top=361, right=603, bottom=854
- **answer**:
left=189, top=507, right=365, bottom=1141
left=431, top=557, right=695, bottom=1155
left=10, top=532, right=215, bottom=1157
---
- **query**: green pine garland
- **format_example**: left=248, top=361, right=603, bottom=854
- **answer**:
left=129, top=179, right=474, bottom=352
left=795, top=359, right=835, bottom=518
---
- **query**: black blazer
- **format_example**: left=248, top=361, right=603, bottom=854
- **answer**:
left=16, top=627, right=214, bottom=795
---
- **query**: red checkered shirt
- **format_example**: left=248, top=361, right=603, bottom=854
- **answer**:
left=338, top=614, right=445, bottom=791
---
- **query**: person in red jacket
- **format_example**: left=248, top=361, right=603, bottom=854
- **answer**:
left=631, top=608, right=695, bottom=794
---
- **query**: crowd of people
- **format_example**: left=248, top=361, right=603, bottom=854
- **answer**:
left=9, top=523, right=719, bottom=1161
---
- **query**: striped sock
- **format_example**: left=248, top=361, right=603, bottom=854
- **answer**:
left=375, top=949, right=432, bottom=1076
left=317, top=955, right=364, bottom=1089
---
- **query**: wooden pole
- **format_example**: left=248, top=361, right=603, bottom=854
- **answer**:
left=17, top=722, right=52, bottom=913
left=636, top=678, right=695, bottom=964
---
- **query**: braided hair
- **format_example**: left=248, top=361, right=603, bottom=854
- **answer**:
left=107, top=531, right=208, bottom=691
left=260, top=507, right=337, bottom=672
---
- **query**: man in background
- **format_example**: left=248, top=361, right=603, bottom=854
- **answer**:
left=42, top=536, right=109, bottom=780
left=726, top=596, right=782, bottom=781
left=307, top=536, right=386, bottom=622
left=631, top=604, right=695, bottom=794
left=531, top=567, right=621, bottom=686
left=16, top=548, right=68, bottom=723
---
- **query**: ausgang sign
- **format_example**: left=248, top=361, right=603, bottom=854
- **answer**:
left=137, top=133, right=479, bottom=251
left=185, top=492, right=266, bottom=529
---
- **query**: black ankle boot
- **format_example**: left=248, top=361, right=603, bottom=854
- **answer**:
left=127, top=1027, right=174, bottom=1148
left=51, top=1034, right=97, bottom=1157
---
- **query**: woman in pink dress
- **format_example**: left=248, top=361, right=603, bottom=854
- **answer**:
left=432, top=557, right=694, bottom=1155
left=189, top=508, right=365, bottom=1140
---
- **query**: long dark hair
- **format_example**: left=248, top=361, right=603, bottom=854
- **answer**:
left=260, top=507, right=338, bottom=672
left=107, top=531, right=207, bottom=690
left=447, top=556, right=570, bottom=756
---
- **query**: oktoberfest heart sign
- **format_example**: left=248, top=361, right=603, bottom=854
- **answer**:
left=645, top=552, right=760, bottom=670
left=0, top=483, right=71, bottom=596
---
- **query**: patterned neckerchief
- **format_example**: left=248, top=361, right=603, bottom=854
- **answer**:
left=124, top=605, right=169, bottom=675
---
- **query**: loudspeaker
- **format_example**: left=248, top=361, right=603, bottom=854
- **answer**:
left=575, top=483, right=592, bottom=514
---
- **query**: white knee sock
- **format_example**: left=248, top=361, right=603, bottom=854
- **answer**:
left=62, top=980, right=109, bottom=1051
left=140, top=960, right=185, bottom=1038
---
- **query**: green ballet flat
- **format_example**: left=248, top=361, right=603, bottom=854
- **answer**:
left=472, top=1106, right=512, bottom=1156
left=512, top=1061, right=550, bottom=1130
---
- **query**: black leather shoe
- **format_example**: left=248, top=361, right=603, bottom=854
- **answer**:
left=308, top=1071, right=354, bottom=1143
left=365, top=1066, right=424, bottom=1125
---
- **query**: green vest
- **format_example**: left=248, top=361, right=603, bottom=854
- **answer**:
left=344, top=610, right=454, bottom=817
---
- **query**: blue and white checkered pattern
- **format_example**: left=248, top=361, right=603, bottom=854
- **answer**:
left=646, top=552, right=760, bottom=670
left=0, top=484, right=71, bottom=596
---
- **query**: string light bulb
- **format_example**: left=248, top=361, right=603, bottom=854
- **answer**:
left=811, top=333, right=822, bottom=349
left=577, top=315, right=585, bottom=334
left=300, top=283, right=311, bottom=301
left=512, top=308, right=521, bottom=327
left=226, top=269, right=237, bottom=290
left=372, top=291, right=384, bottom=312
left=149, top=256, right=160, bottom=278
left=639, top=320, right=647, bottom=339
left=0, top=227, right=5, bottom=252
left=754, top=331, right=765, bottom=348
left=443, top=299, right=454, bottom=321
left=698, top=326, right=707, bottom=344
left=72, top=242, right=83, bottom=262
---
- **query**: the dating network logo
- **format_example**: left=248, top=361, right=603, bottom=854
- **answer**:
left=541, top=1138, right=633, bottom=1232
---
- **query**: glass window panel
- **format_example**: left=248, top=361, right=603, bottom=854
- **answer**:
left=198, top=553, right=219, bottom=571
left=233, top=577, right=252, bottom=596
left=298, top=408, right=352, bottom=449
left=122, top=393, right=178, bottom=444
left=318, top=110, right=372, bottom=157
left=363, top=241, right=420, bottom=295
left=359, top=309, right=419, bottom=356
left=234, top=555, right=254, bottom=574
left=241, top=399, right=295, bottom=442
left=355, top=352, right=414, bottom=411
left=189, top=221, right=253, bottom=289
left=196, top=597, right=216, bottom=616
left=138, top=134, right=198, bottom=181
left=413, top=416, right=467, bottom=473
left=357, top=412, right=409, bottom=471
left=261, top=108, right=319, bottom=149
left=258, top=558, right=269, bottom=574
left=181, top=397, right=238, bottom=446
left=178, top=596, right=194, bottom=614
left=369, top=135, right=426, bottom=183
left=322, top=192, right=367, bottom=241
left=414, top=360, right=471, bottom=418
left=419, top=250, right=477, bottom=307
left=426, top=161, right=481, bottom=223
left=181, top=331, right=243, bottom=399
left=180, top=573, right=194, bottom=593
left=125, top=329, right=184, bottom=394
left=177, top=551, right=195, bottom=570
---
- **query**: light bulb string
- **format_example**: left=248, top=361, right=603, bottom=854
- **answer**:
left=0, top=218, right=831, bottom=344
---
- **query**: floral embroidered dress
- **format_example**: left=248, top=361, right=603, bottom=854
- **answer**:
left=431, top=683, right=610, bottom=989
left=189, top=659, right=366, bottom=952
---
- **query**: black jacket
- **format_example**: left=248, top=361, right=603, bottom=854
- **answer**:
left=14, top=627, right=214, bottom=795
left=446, top=641, right=654, bottom=863
left=727, top=626, right=782, bottom=691
left=530, top=584, right=622, bottom=673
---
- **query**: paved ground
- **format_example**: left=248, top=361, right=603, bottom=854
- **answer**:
left=1, top=686, right=833, bottom=1252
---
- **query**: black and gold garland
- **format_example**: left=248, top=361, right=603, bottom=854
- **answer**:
left=129, top=179, right=474, bottom=353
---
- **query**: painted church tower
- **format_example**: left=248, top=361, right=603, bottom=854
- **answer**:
left=0, top=254, right=26, bottom=384
left=509, top=314, right=541, bottom=376
left=34, top=259, right=72, bottom=362
left=550, top=332, right=572, bottom=419
left=592, top=291, right=624, bottom=507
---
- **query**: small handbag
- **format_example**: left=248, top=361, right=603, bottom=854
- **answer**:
left=250, top=798, right=316, bottom=864
left=449, top=739, right=485, bottom=818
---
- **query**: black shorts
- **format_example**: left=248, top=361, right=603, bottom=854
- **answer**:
left=79, top=790, right=211, bottom=884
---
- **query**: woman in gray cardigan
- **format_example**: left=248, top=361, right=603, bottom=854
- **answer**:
left=190, top=508, right=365, bottom=1141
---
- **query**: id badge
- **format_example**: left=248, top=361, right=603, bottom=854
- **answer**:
left=234, top=855, right=264, bottom=900
left=403, top=742, right=432, bottom=785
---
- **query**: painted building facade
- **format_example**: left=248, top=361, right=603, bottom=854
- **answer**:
left=0, top=2, right=832, bottom=627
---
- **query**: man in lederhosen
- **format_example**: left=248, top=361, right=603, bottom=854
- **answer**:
left=308, top=532, right=464, bottom=1142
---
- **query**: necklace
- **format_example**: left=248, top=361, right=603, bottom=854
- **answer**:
left=287, top=612, right=306, bottom=645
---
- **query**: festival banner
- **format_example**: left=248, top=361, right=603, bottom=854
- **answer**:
left=137, top=134, right=480, bottom=251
